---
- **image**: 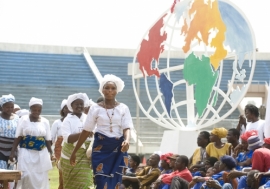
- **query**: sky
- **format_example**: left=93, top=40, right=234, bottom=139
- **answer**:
left=0, top=0, right=269, bottom=51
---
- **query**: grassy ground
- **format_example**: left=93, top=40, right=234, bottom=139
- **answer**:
left=49, top=166, right=59, bottom=189
left=48, top=165, right=95, bottom=189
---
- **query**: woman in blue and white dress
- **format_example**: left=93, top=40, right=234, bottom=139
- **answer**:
left=0, top=94, right=19, bottom=169
left=0, top=94, right=19, bottom=188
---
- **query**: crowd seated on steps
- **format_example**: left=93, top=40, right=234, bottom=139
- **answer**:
left=119, top=104, right=270, bottom=189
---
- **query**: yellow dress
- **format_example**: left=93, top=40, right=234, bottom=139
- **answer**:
left=190, top=148, right=202, bottom=167
left=206, top=142, right=231, bottom=159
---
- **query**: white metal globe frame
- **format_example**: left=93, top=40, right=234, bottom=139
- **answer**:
left=131, top=0, right=256, bottom=131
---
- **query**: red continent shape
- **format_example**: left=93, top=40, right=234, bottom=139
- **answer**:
left=171, top=0, right=180, bottom=13
left=137, top=14, right=167, bottom=77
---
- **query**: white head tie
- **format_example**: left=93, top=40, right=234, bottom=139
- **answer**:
left=66, top=93, right=89, bottom=112
left=14, top=104, right=20, bottom=109
left=29, top=97, right=43, bottom=107
left=85, top=99, right=95, bottom=107
left=99, top=74, right=125, bottom=94
left=61, top=99, right=67, bottom=110
left=0, top=94, right=15, bottom=106
left=16, top=109, right=29, bottom=117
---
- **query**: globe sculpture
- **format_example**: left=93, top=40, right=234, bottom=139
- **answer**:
left=131, top=0, right=256, bottom=131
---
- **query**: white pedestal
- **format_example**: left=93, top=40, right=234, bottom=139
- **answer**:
left=159, top=130, right=200, bottom=157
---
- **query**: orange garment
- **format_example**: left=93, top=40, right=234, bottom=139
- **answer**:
left=54, top=136, right=63, bottom=160
left=223, top=171, right=238, bottom=189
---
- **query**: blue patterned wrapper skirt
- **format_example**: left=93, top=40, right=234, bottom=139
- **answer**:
left=92, top=132, right=129, bottom=189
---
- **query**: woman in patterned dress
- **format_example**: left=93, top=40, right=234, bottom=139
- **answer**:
left=60, top=93, right=93, bottom=189
left=70, top=74, right=132, bottom=189
left=0, top=94, right=19, bottom=189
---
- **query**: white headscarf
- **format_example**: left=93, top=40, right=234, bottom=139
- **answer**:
left=61, top=99, right=67, bottom=110
left=0, top=94, right=15, bottom=106
left=14, top=104, right=20, bottom=109
left=99, top=74, right=125, bottom=94
left=29, top=97, right=43, bottom=107
left=16, top=109, right=29, bottom=117
left=85, top=99, right=95, bottom=107
left=66, top=93, right=89, bottom=112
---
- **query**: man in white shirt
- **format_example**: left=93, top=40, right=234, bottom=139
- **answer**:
left=243, top=104, right=265, bottom=141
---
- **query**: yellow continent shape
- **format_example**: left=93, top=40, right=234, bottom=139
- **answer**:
left=182, top=0, right=227, bottom=70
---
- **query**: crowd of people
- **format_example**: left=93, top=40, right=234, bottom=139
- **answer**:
left=0, top=74, right=270, bottom=189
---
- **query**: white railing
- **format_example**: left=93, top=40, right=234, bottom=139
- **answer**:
left=83, top=47, right=103, bottom=83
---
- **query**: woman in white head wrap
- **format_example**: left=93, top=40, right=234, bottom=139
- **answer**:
left=70, top=74, right=132, bottom=189
left=0, top=94, right=19, bottom=187
left=9, top=97, right=53, bottom=189
left=51, top=99, right=69, bottom=189
left=60, top=93, right=94, bottom=188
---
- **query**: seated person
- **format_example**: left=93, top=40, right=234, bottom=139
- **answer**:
left=160, top=153, right=173, bottom=174
left=206, top=128, right=231, bottom=159
left=151, top=154, right=180, bottom=189
left=226, top=128, right=240, bottom=155
left=204, top=157, right=219, bottom=171
left=247, top=170, right=260, bottom=189
left=168, top=154, right=180, bottom=172
left=125, top=155, right=141, bottom=175
left=234, top=130, right=257, bottom=170
left=152, top=155, right=192, bottom=189
left=194, top=167, right=207, bottom=177
left=121, top=155, right=141, bottom=188
left=203, top=155, right=238, bottom=189
left=189, top=131, right=210, bottom=172
left=191, top=157, right=218, bottom=177
left=122, top=154, right=161, bottom=189
left=188, top=161, right=221, bottom=189
left=228, top=137, right=270, bottom=188
left=189, top=167, right=215, bottom=189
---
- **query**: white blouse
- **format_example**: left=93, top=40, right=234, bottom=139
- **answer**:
left=83, top=103, right=133, bottom=138
left=51, top=119, right=63, bottom=142
left=61, top=113, right=89, bottom=159
left=61, top=113, right=87, bottom=143
left=16, top=115, right=51, bottom=140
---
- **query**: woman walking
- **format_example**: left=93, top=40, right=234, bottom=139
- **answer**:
left=60, top=93, right=93, bottom=189
left=9, top=97, right=53, bottom=189
left=0, top=94, right=19, bottom=188
left=51, top=99, right=69, bottom=189
left=70, top=74, right=132, bottom=189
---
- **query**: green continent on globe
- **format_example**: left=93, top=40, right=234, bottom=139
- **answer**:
left=183, top=53, right=219, bottom=117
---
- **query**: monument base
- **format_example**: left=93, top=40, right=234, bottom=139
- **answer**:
left=159, top=130, right=200, bottom=157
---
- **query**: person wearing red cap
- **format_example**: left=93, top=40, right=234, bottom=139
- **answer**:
left=228, top=136, right=270, bottom=188
left=159, top=156, right=192, bottom=188
left=168, top=154, right=181, bottom=171
left=160, top=153, right=173, bottom=174
left=150, top=154, right=181, bottom=189
left=263, top=138, right=270, bottom=149
left=233, top=130, right=258, bottom=171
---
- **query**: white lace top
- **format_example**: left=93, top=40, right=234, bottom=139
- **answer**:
left=83, top=103, right=133, bottom=138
